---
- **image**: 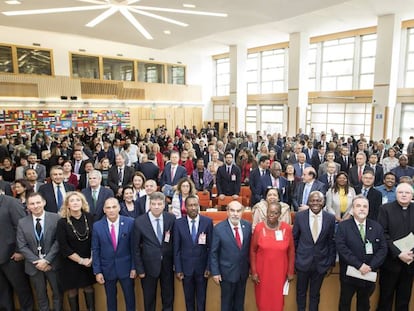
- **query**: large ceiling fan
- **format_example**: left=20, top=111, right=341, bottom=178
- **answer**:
left=2, top=0, right=228, bottom=40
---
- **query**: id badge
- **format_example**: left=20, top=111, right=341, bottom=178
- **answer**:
left=164, top=231, right=171, bottom=243
left=275, top=230, right=283, bottom=241
left=198, top=232, right=206, bottom=245
left=231, top=174, right=236, bottom=181
left=365, top=242, right=373, bottom=255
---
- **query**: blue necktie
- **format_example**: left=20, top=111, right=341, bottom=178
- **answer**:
left=56, top=185, right=63, bottom=210
left=191, top=219, right=197, bottom=243
left=156, top=219, right=162, bottom=244
left=302, top=184, right=310, bottom=205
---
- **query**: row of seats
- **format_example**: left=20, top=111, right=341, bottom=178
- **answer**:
left=196, top=185, right=252, bottom=210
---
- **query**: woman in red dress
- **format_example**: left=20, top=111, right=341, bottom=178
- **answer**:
left=250, top=202, right=295, bottom=311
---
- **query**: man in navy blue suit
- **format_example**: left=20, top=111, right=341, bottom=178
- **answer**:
left=293, top=191, right=336, bottom=311
left=173, top=195, right=213, bottom=311
left=92, top=197, right=136, bottom=311
left=216, top=152, right=241, bottom=199
left=210, top=201, right=252, bottom=311
left=336, top=195, right=387, bottom=311
left=160, top=151, right=187, bottom=197
left=249, top=155, right=270, bottom=206
left=135, top=192, right=175, bottom=311
left=261, top=161, right=289, bottom=203
left=292, top=167, right=326, bottom=212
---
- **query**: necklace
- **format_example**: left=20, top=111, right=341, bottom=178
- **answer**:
left=67, top=213, right=90, bottom=241
left=266, top=220, right=279, bottom=229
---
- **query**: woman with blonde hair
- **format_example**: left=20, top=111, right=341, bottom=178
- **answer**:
left=56, top=192, right=95, bottom=311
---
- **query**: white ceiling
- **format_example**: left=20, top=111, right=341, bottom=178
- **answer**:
left=1, top=0, right=414, bottom=54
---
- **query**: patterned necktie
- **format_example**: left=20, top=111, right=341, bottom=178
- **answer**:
left=110, top=223, right=117, bottom=250
left=156, top=218, right=163, bottom=244
left=118, top=168, right=123, bottom=183
left=35, top=218, right=42, bottom=237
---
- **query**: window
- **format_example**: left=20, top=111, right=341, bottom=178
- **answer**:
left=138, top=62, right=164, bottom=83
left=308, top=43, right=318, bottom=91
left=213, top=104, right=229, bottom=120
left=167, top=65, right=185, bottom=85
left=71, top=54, right=100, bottom=79
left=261, top=49, right=287, bottom=93
left=0, top=45, right=13, bottom=73
left=103, top=58, right=134, bottom=81
left=246, top=105, right=258, bottom=133
left=260, top=105, right=284, bottom=133
left=405, top=28, right=414, bottom=88
left=247, top=53, right=259, bottom=94
left=17, top=47, right=52, bottom=75
left=359, top=34, right=376, bottom=89
left=310, top=103, right=371, bottom=138
left=321, top=37, right=355, bottom=91
left=215, top=57, right=230, bottom=96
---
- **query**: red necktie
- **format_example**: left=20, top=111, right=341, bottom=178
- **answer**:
left=234, top=226, right=242, bottom=249
left=358, top=166, right=362, bottom=182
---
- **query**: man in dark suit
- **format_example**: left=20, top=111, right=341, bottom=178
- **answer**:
left=368, top=154, right=384, bottom=186
left=377, top=183, right=414, bottom=311
left=336, top=146, right=353, bottom=174
left=173, top=195, right=213, bottom=311
left=24, top=168, right=44, bottom=192
left=16, top=192, right=62, bottom=311
left=108, top=153, right=135, bottom=198
left=216, top=152, right=241, bottom=199
left=318, top=162, right=337, bottom=189
left=38, top=165, right=76, bottom=213
left=0, top=179, right=13, bottom=196
left=138, top=152, right=160, bottom=183
left=354, top=170, right=382, bottom=220
left=77, top=160, right=95, bottom=190
left=249, top=155, right=270, bottom=206
left=160, top=151, right=187, bottom=197
left=0, top=193, right=33, bottom=311
left=293, top=153, right=311, bottom=179
left=292, top=167, right=326, bottom=212
left=92, top=197, right=136, bottom=311
left=336, top=195, right=387, bottom=311
left=81, top=170, right=114, bottom=222
left=135, top=192, right=175, bottom=311
left=210, top=201, right=252, bottom=311
left=261, top=161, right=289, bottom=203
left=304, top=141, right=317, bottom=164
left=348, top=152, right=373, bottom=188
left=293, top=191, right=336, bottom=311
left=26, top=153, right=47, bottom=182
left=137, top=179, right=158, bottom=215
left=311, top=145, right=326, bottom=173
left=72, top=150, right=86, bottom=176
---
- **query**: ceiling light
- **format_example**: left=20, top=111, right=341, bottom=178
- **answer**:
left=134, top=6, right=227, bottom=17
left=183, top=4, right=196, bottom=8
left=164, top=30, right=171, bottom=35
left=3, top=5, right=109, bottom=16
left=129, top=8, right=188, bottom=27
left=120, top=7, right=153, bottom=40
left=5, top=0, right=21, bottom=4
left=86, top=6, right=118, bottom=27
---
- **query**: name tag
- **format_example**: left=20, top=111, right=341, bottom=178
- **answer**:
left=164, top=231, right=171, bottom=243
left=365, top=242, right=373, bottom=255
left=198, top=232, right=206, bottom=245
left=231, top=174, right=236, bottom=181
left=275, top=230, right=283, bottom=241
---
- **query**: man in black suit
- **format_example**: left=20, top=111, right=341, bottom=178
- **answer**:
left=72, top=149, right=87, bottom=176
left=216, top=152, right=241, bottom=199
left=108, top=153, right=135, bottom=199
left=137, top=179, right=158, bottom=215
left=292, top=167, right=326, bottom=212
left=24, top=168, right=44, bottom=192
left=368, top=154, right=384, bottom=187
left=311, top=145, right=326, bottom=173
left=160, top=151, right=187, bottom=197
left=27, top=153, right=47, bottom=182
left=304, top=141, right=317, bottom=164
left=0, top=193, right=34, bottom=311
left=249, top=155, right=270, bottom=206
left=336, top=146, right=353, bottom=174
left=135, top=192, right=175, bottom=311
left=348, top=152, right=373, bottom=188
left=173, top=195, right=213, bottom=311
left=138, top=152, right=160, bottom=183
left=81, top=170, right=114, bottom=222
left=354, top=170, right=382, bottom=220
left=377, top=183, right=414, bottom=311
left=293, top=191, right=336, bottom=311
left=38, top=165, right=76, bottom=213
left=336, top=195, right=387, bottom=311
left=77, top=160, right=95, bottom=190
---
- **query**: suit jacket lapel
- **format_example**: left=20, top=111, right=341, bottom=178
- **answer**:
left=145, top=214, right=160, bottom=244
left=224, top=221, right=239, bottom=249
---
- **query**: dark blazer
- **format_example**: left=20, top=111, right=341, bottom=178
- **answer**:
left=293, top=162, right=311, bottom=178
left=107, top=165, right=135, bottom=195
left=25, top=163, right=47, bottom=182
left=173, top=215, right=213, bottom=276
left=260, top=175, right=289, bottom=203
left=336, top=155, right=353, bottom=174
left=138, top=162, right=159, bottom=184
left=304, top=148, right=317, bottom=164
left=368, top=164, right=384, bottom=187
left=210, top=219, right=252, bottom=283
left=38, top=182, right=76, bottom=213
left=16, top=212, right=61, bottom=276
left=81, top=186, right=114, bottom=222
left=293, top=210, right=336, bottom=274
left=354, top=186, right=382, bottom=220
left=0, top=195, right=26, bottom=264
left=215, top=164, right=241, bottom=196
left=160, top=163, right=187, bottom=188
left=0, top=180, right=13, bottom=196
left=202, top=153, right=224, bottom=168
left=134, top=212, right=175, bottom=277
left=292, top=180, right=327, bottom=211
left=336, top=217, right=387, bottom=286
left=77, top=172, right=89, bottom=190
left=137, top=195, right=149, bottom=216
left=318, top=173, right=336, bottom=189
left=92, top=215, right=135, bottom=280
left=249, top=168, right=268, bottom=206
left=348, top=165, right=374, bottom=188
left=377, top=201, right=414, bottom=274
left=311, top=153, right=325, bottom=172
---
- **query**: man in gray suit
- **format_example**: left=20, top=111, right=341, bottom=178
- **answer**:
left=17, top=192, right=62, bottom=311
left=0, top=193, right=33, bottom=311
left=26, top=153, right=47, bottom=182
left=24, top=167, right=44, bottom=192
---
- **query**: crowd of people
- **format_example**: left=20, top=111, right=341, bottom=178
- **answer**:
left=0, top=124, right=414, bottom=311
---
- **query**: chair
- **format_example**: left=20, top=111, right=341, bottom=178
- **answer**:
left=197, top=191, right=211, bottom=210
left=216, top=196, right=242, bottom=210
left=240, top=186, right=252, bottom=208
